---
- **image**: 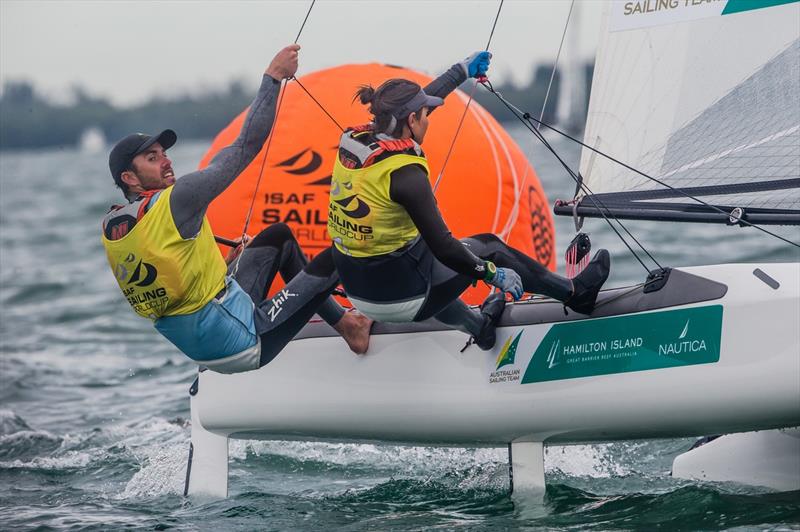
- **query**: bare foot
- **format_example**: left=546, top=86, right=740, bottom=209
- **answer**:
left=333, top=311, right=373, bottom=354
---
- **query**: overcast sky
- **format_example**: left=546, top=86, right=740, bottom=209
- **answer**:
left=1, top=0, right=603, bottom=107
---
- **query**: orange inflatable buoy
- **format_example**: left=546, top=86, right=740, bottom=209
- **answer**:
left=201, top=64, right=555, bottom=305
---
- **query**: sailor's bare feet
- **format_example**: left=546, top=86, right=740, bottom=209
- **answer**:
left=333, top=311, right=373, bottom=354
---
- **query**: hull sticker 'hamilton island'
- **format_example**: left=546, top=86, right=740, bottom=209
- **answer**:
left=486, top=305, right=723, bottom=385
left=520, top=305, right=723, bottom=383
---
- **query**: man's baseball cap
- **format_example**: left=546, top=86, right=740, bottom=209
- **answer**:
left=108, top=129, right=177, bottom=186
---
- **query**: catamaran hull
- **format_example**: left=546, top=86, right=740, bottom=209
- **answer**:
left=672, top=428, right=800, bottom=492
left=185, top=263, right=799, bottom=497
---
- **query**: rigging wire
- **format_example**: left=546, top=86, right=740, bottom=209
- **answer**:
left=432, top=0, right=504, bottom=193
left=498, top=0, right=574, bottom=240
left=293, top=0, right=315, bottom=44
left=232, top=0, right=317, bottom=275
left=538, top=0, right=575, bottom=132
left=523, top=105, right=800, bottom=249
left=291, top=76, right=344, bottom=132
left=483, top=80, right=662, bottom=274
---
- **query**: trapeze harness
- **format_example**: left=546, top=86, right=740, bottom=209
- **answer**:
left=329, top=125, right=474, bottom=322
left=102, top=186, right=262, bottom=372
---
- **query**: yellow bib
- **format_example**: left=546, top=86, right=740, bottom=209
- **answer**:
left=328, top=153, right=426, bottom=257
left=102, top=186, right=227, bottom=320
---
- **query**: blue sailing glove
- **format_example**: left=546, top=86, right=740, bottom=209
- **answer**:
left=459, top=51, right=492, bottom=79
left=484, top=262, right=524, bottom=300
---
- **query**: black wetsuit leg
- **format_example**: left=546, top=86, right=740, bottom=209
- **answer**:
left=230, top=224, right=345, bottom=366
left=232, top=223, right=343, bottom=325
left=463, top=233, right=573, bottom=300
left=416, top=233, right=573, bottom=321
left=433, top=299, right=484, bottom=336
left=253, top=247, right=342, bottom=367
left=231, top=223, right=308, bottom=301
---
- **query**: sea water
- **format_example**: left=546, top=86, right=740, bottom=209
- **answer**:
left=1, top=129, right=798, bottom=530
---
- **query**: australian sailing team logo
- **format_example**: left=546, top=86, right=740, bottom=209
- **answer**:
left=489, top=331, right=523, bottom=384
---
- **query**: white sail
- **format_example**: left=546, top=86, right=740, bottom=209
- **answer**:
left=578, top=0, right=800, bottom=216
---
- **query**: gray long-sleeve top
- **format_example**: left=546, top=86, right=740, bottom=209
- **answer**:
left=169, top=74, right=281, bottom=239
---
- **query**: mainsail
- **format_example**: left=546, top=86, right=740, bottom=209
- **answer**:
left=556, top=0, right=800, bottom=225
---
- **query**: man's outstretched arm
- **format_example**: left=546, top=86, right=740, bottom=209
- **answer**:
left=170, top=45, right=300, bottom=239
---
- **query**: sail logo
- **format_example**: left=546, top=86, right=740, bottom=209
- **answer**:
left=489, top=331, right=523, bottom=384
left=115, top=253, right=168, bottom=317
left=546, top=339, right=561, bottom=368
left=115, top=252, right=158, bottom=287
left=332, top=194, right=371, bottom=219
left=273, top=148, right=332, bottom=186
left=658, top=319, right=708, bottom=356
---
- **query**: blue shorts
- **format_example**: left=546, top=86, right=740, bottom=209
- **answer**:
left=154, top=277, right=258, bottom=363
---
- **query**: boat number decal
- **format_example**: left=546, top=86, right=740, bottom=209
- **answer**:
left=520, top=305, right=723, bottom=384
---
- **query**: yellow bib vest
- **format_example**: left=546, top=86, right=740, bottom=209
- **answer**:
left=102, top=186, right=227, bottom=320
left=328, top=151, right=427, bottom=257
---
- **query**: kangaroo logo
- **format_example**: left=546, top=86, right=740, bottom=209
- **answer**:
left=333, top=194, right=371, bottom=219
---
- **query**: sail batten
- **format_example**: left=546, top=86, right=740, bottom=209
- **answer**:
left=569, top=0, right=800, bottom=224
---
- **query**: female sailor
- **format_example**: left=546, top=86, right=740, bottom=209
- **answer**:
left=327, top=52, right=610, bottom=350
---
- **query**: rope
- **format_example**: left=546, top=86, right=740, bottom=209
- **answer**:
left=293, top=0, right=315, bottom=44
left=538, top=0, right=575, bottom=131
left=523, top=111, right=800, bottom=249
left=498, top=0, right=574, bottom=240
left=483, top=80, right=661, bottom=274
left=292, top=76, right=344, bottom=132
left=231, top=0, right=317, bottom=275
left=432, top=0, right=505, bottom=194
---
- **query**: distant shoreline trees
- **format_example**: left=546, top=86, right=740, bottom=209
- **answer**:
left=0, top=62, right=592, bottom=151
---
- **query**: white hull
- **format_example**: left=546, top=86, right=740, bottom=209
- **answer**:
left=185, top=263, right=800, bottom=497
left=673, top=428, right=800, bottom=492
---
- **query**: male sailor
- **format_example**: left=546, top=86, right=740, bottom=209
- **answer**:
left=328, top=51, right=611, bottom=349
left=102, top=45, right=372, bottom=374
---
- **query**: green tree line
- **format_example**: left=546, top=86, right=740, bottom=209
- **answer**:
left=0, top=63, right=591, bottom=151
